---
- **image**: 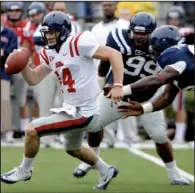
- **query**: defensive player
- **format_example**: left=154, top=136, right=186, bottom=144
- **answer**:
left=166, top=6, right=189, bottom=143
left=1, top=11, right=124, bottom=190
left=73, top=13, right=189, bottom=185
left=117, top=25, right=194, bottom=116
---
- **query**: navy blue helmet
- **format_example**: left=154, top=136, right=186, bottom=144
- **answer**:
left=40, top=11, right=72, bottom=51
left=6, top=2, right=24, bottom=22
left=128, top=12, right=157, bottom=51
left=150, top=25, right=182, bottom=58
left=28, top=2, right=46, bottom=16
left=166, top=6, right=185, bottom=27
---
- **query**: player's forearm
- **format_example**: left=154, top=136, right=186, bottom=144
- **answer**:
left=123, top=75, right=163, bottom=95
left=21, top=65, right=39, bottom=86
left=22, top=64, right=48, bottom=86
left=109, top=50, right=124, bottom=85
left=152, top=84, right=179, bottom=111
left=142, top=84, right=179, bottom=112
left=152, top=93, right=175, bottom=111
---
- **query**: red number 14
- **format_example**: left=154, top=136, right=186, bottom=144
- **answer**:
left=62, top=68, right=76, bottom=93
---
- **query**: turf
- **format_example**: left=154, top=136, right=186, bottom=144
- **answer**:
left=143, top=149, right=194, bottom=175
left=1, top=147, right=194, bottom=193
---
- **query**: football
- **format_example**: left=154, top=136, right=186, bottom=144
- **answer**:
left=5, top=48, right=30, bottom=75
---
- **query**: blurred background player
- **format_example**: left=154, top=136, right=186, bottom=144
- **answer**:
left=166, top=6, right=188, bottom=143
left=4, top=2, right=32, bottom=138
left=1, top=6, right=18, bottom=143
left=27, top=2, right=47, bottom=122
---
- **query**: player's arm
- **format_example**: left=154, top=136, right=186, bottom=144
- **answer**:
left=122, top=64, right=182, bottom=96
left=93, top=46, right=124, bottom=87
left=21, top=57, right=52, bottom=86
left=150, top=83, right=179, bottom=111
left=117, top=83, right=180, bottom=117
left=98, top=30, right=122, bottom=88
left=78, top=31, right=124, bottom=102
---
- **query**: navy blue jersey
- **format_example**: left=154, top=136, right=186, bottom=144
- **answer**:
left=106, top=28, right=159, bottom=101
left=158, top=44, right=194, bottom=90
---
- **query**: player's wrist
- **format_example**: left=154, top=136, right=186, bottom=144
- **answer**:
left=113, top=83, right=123, bottom=88
left=97, top=76, right=106, bottom=89
left=122, top=85, right=132, bottom=95
left=141, top=102, right=153, bottom=113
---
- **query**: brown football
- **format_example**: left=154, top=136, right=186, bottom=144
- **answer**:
left=5, top=47, right=30, bottom=74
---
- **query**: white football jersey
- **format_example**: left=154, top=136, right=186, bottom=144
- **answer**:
left=40, top=31, right=100, bottom=117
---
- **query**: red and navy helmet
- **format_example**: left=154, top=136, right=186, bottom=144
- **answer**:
left=6, top=2, right=24, bottom=22
left=150, top=25, right=181, bottom=58
left=128, top=12, right=157, bottom=51
left=40, top=11, right=71, bottom=51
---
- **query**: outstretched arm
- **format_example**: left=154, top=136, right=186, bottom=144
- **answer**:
left=123, top=66, right=180, bottom=95
left=117, top=83, right=180, bottom=118
left=150, top=83, right=179, bottom=111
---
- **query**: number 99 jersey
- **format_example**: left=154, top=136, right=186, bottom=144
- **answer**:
left=106, top=28, right=159, bottom=102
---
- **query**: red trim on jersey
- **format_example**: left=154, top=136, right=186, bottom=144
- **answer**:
left=40, top=53, right=49, bottom=65
left=40, top=49, right=49, bottom=65
left=34, top=116, right=90, bottom=135
left=69, top=36, right=75, bottom=57
left=43, top=49, right=49, bottom=63
left=74, top=32, right=83, bottom=56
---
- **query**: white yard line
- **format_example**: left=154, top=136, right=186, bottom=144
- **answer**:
left=129, top=148, right=194, bottom=182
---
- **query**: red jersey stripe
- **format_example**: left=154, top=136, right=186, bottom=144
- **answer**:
left=74, top=32, right=83, bottom=56
left=35, top=117, right=88, bottom=134
left=43, top=48, right=49, bottom=63
left=69, top=36, right=75, bottom=57
left=40, top=53, right=49, bottom=65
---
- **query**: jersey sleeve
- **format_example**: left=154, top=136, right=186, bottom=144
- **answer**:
left=167, top=61, right=187, bottom=74
left=106, top=29, right=130, bottom=54
left=158, top=46, right=189, bottom=75
left=40, top=48, right=51, bottom=69
left=76, top=31, right=100, bottom=58
left=106, top=30, right=121, bottom=52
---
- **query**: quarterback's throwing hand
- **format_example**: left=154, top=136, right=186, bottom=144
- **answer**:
left=117, top=99, right=144, bottom=118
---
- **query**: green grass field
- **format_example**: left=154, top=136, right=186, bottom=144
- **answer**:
left=1, top=147, right=194, bottom=193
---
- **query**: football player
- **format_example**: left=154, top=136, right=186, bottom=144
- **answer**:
left=73, top=12, right=189, bottom=185
left=166, top=6, right=190, bottom=143
left=1, top=11, right=124, bottom=190
left=4, top=2, right=32, bottom=135
left=117, top=25, right=194, bottom=116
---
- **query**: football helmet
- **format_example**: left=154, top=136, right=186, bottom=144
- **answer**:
left=6, top=2, right=24, bottom=22
left=40, top=11, right=71, bottom=51
left=128, top=12, right=156, bottom=51
left=149, top=25, right=181, bottom=58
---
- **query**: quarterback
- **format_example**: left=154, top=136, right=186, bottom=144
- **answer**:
left=1, top=11, right=124, bottom=190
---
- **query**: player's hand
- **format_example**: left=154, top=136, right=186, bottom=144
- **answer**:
left=117, top=99, right=144, bottom=118
left=106, top=86, right=123, bottom=106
